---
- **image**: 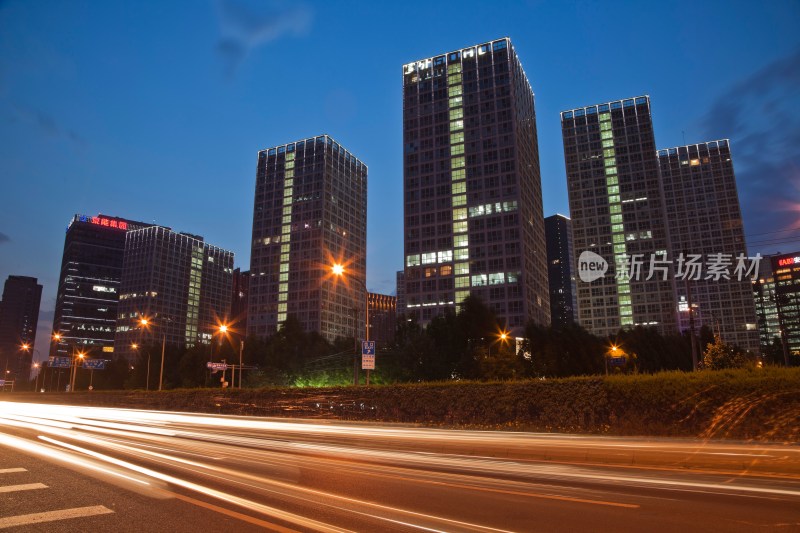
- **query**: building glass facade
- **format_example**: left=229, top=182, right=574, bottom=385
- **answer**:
left=402, top=37, right=549, bottom=332
left=658, top=140, right=759, bottom=352
left=561, top=96, right=677, bottom=337
left=52, top=214, right=151, bottom=359
left=114, top=227, right=234, bottom=361
left=248, top=135, right=368, bottom=342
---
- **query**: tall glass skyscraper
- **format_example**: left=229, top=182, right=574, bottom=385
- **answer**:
left=248, top=135, right=367, bottom=342
left=114, top=227, right=234, bottom=361
left=402, top=37, right=549, bottom=331
left=561, top=96, right=677, bottom=337
left=658, top=140, right=759, bottom=352
left=52, top=214, right=151, bottom=359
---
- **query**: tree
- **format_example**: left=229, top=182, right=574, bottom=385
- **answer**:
left=702, top=336, right=752, bottom=370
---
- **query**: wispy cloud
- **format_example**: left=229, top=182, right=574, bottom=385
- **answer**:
left=701, top=48, right=800, bottom=253
left=9, top=102, right=87, bottom=147
left=0, top=231, right=9, bottom=244
left=216, top=0, right=313, bottom=78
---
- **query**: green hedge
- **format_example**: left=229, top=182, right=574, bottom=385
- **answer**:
left=10, top=367, right=800, bottom=442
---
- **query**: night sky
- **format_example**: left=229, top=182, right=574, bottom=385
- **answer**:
left=1, top=0, right=798, bottom=361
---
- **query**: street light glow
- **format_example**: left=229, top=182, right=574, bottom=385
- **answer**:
left=53, top=333, right=61, bottom=341
left=332, top=263, right=344, bottom=276
left=140, top=318, right=149, bottom=326
left=21, top=343, right=30, bottom=350
left=219, top=324, right=228, bottom=334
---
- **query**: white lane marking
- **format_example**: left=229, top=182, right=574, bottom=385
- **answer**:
left=0, top=468, right=26, bottom=474
left=0, top=483, right=48, bottom=493
left=0, top=505, right=114, bottom=529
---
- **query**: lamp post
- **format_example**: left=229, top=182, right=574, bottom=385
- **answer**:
left=139, top=318, right=167, bottom=391
left=332, top=263, right=370, bottom=385
left=21, top=344, right=42, bottom=392
left=54, top=333, right=87, bottom=392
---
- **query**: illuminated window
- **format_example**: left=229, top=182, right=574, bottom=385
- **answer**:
left=609, top=195, right=620, bottom=203
left=601, top=131, right=613, bottom=140
left=447, top=63, right=461, bottom=75
left=450, top=132, right=464, bottom=144
left=471, top=274, right=487, bottom=287
left=608, top=185, right=619, bottom=195
left=455, top=290, right=470, bottom=304
left=448, top=85, right=462, bottom=98
left=606, top=176, right=618, bottom=185
left=611, top=214, right=623, bottom=223
left=452, top=182, right=466, bottom=194
left=507, top=272, right=520, bottom=283
left=452, top=208, right=467, bottom=220
left=453, top=221, right=467, bottom=233
left=602, top=139, right=614, bottom=148
left=440, top=265, right=452, bottom=276
left=447, top=73, right=462, bottom=85
left=603, top=148, right=615, bottom=158
left=455, top=262, right=469, bottom=275
left=455, top=276, right=469, bottom=288
left=449, top=97, right=463, bottom=108
left=422, top=252, right=436, bottom=264
left=454, top=248, right=469, bottom=260
left=454, top=234, right=468, bottom=247
left=438, top=250, right=453, bottom=263
left=613, top=244, right=626, bottom=254
left=452, top=169, right=466, bottom=181
left=620, top=306, right=633, bottom=316
left=605, top=166, right=617, bottom=176
left=599, top=112, right=611, bottom=121
left=278, top=303, right=287, bottom=313
left=450, top=120, right=464, bottom=132
left=424, top=267, right=437, bottom=278
left=453, top=194, right=466, bottom=206
left=451, top=144, right=464, bottom=156
left=611, top=224, right=624, bottom=233
left=278, top=292, right=288, bottom=301
left=449, top=108, right=463, bottom=121
left=604, top=158, right=616, bottom=167
left=488, top=273, right=505, bottom=285
left=406, top=254, right=421, bottom=267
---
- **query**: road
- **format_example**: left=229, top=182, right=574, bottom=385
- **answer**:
left=1, top=401, right=798, bottom=532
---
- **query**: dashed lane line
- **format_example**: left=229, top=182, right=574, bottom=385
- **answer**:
left=0, top=483, right=48, bottom=493
left=0, top=469, right=26, bottom=474
left=0, top=505, right=114, bottom=529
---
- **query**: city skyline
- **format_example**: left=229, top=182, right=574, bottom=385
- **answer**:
left=1, top=1, right=798, bottom=361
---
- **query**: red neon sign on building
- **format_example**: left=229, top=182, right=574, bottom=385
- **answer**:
left=88, top=216, right=127, bottom=230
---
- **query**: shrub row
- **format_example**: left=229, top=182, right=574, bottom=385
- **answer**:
left=10, top=368, right=800, bottom=442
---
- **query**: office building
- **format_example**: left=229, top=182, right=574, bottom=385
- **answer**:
left=753, top=258, right=781, bottom=350
left=114, top=226, right=234, bottom=361
left=766, top=252, right=800, bottom=358
left=561, top=96, right=677, bottom=337
left=248, top=135, right=368, bottom=342
left=544, top=214, right=577, bottom=328
left=0, top=275, right=42, bottom=380
left=658, top=140, right=759, bottom=352
left=51, top=214, right=151, bottom=359
left=368, top=292, right=397, bottom=346
left=402, top=37, right=549, bottom=332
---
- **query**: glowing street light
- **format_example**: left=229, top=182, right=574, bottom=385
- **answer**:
left=138, top=316, right=166, bottom=391
left=331, top=262, right=370, bottom=385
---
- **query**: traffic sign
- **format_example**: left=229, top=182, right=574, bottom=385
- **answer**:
left=49, top=356, right=71, bottom=368
left=609, top=356, right=626, bottom=367
left=362, top=341, right=376, bottom=370
left=82, top=359, right=106, bottom=370
left=362, top=341, right=375, bottom=356
left=207, top=362, right=228, bottom=371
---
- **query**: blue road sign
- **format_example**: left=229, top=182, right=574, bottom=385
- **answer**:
left=82, top=359, right=106, bottom=370
left=609, top=356, right=626, bottom=367
left=49, top=356, right=71, bottom=368
left=362, top=341, right=375, bottom=356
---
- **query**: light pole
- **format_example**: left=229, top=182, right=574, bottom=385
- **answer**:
left=139, top=318, right=167, bottom=391
left=54, top=333, right=86, bottom=392
left=332, top=263, right=370, bottom=385
left=21, top=344, right=42, bottom=392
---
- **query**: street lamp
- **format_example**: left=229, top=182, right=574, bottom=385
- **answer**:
left=139, top=317, right=166, bottom=391
left=69, top=352, right=85, bottom=392
left=331, top=263, right=370, bottom=385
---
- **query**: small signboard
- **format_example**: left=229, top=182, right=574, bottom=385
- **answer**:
left=207, top=362, right=228, bottom=371
left=82, top=359, right=106, bottom=370
left=362, top=341, right=375, bottom=370
left=49, top=356, right=71, bottom=368
left=0, top=379, right=5, bottom=386
left=609, top=356, right=626, bottom=367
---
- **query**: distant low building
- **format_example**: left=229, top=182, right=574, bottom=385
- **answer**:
left=368, top=292, right=397, bottom=347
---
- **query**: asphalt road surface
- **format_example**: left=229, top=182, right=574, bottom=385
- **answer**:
left=1, top=401, right=798, bottom=532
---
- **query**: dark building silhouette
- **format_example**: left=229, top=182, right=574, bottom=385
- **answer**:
left=368, top=292, right=397, bottom=347
left=765, top=252, right=800, bottom=359
left=545, top=214, right=577, bottom=328
left=230, top=268, right=249, bottom=343
left=396, top=270, right=406, bottom=318
left=51, top=214, right=152, bottom=359
left=248, top=135, right=368, bottom=342
left=402, top=37, right=549, bottom=333
left=0, top=275, right=42, bottom=381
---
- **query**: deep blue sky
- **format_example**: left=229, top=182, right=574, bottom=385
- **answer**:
left=1, top=0, right=799, bottom=358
